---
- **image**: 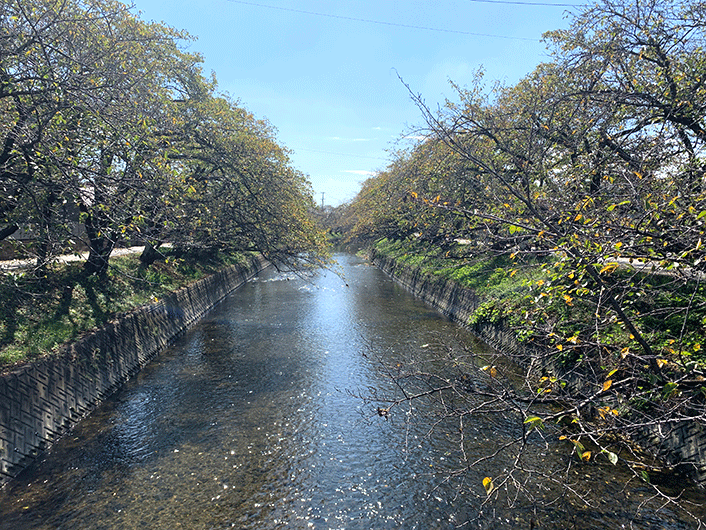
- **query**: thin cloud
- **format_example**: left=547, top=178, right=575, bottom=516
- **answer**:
left=327, top=136, right=371, bottom=142
left=343, top=170, right=376, bottom=176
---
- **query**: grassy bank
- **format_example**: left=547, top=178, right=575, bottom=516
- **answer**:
left=371, top=237, right=706, bottom=373
left=0, top=250, right=254, bottom=372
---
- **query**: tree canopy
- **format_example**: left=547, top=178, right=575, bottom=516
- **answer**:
left=0, top=0, right=329, bottom=275
left=344, top=0, right=706, bottom=369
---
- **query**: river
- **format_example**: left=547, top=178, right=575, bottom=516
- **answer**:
left=0, top=254, right=702, bottom=529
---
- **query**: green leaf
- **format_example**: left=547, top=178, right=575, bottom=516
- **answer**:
left=524, top=416, right=544, bottom=432
left=560, top=437, right=588, bottom=459
left=663, top=381, right=679, bottom=398
left=602, top=449, right=618, bottom=465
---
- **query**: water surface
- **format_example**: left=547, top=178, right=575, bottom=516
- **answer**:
left=0, top=254, right=702, bottom=529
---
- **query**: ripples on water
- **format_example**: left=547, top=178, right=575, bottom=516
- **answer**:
left=0, top=255, right=703, bottom=529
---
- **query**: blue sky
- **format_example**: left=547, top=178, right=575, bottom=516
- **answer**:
left=133, top=0, right=580, bottom=206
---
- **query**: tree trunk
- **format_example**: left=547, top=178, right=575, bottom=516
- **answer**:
left=0, top=224, right=18, bottom=242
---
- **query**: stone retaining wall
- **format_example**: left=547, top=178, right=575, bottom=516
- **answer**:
left=0, top=255, right=267, bottom=487
left=371, top=249, right=706, bottom=485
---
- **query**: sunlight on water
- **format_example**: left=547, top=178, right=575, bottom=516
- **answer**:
left=0, top=255, right=702, bottom=529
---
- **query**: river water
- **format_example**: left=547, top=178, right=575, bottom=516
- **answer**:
left=0, top=254, right=703, bottom=529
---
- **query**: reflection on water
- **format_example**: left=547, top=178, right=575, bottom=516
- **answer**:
left=0, top=254, right=702, bottom=529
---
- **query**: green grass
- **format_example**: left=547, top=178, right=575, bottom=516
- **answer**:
left=0, top=249, right=253, bottom=371
left=374, top=237, right=544, bottom=297
left=372, top=237, right=706, bottom=369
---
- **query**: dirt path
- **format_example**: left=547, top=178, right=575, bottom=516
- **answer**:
left=0, top=246, right=145, bottom=271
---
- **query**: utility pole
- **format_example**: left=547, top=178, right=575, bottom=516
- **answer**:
left=321, top=192, right=325, bottom=210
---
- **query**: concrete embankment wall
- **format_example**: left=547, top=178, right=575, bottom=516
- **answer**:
left=370, top=249, right=706, bottom=485
left=0, top=255, right=267, bottom=487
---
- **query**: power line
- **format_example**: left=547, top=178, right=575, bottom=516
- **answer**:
left=225, top=0, right=540, bottom=41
